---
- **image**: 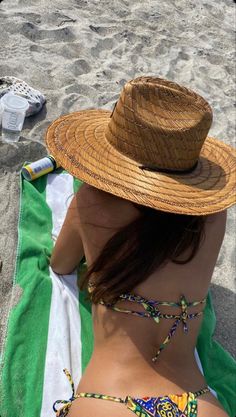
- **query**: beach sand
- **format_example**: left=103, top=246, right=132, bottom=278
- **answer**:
left=0, top=0, right=235, bottom=356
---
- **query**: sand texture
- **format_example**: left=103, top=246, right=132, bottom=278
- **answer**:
left=0, top=0, right=235, bottom=356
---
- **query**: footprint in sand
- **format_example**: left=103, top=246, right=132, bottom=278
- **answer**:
left=68, top=59, right=91, bottom=77
left=65, top=84, right=94, bottom=96
left=61, top=93, right=92, bottom=113
left=29, top=44, right=43, bottom=53
left=91, top=38, right=114, bottom=59
left=21, top=22, right=75, bottom=43
left=17, top=12, right=42, bottom=24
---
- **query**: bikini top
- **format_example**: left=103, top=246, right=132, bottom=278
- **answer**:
left=88, top=283, right=206, bottom=362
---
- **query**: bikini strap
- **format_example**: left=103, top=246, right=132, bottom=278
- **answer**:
left=89, top=282, right=207, bottom=362
left=53, top=369, right=125, bottom=416
left=53, top=369, right=77, bottom=416
left=72, top=387, right=210, bottom=401
left=152, top=295, right=205, bottom=361
left=152, top=308, right=206, bottom=361
left=185, top=387, right=210, bottom=417
left=78, top=392, right=125, bottom=403
left=193, top=387, right=210, bottom=398
left=100, top=294, right=205, bottom=324
left=100, top=294, right=206, bottom=362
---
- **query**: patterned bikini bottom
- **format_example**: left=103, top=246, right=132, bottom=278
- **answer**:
left=53, top=369, right=210, bottom=417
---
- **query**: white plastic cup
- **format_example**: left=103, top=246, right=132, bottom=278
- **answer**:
left=1, top=93, right=29, bottom=143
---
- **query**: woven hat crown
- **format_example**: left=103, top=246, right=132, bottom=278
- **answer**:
left=105, top=77, right=213, bottom=171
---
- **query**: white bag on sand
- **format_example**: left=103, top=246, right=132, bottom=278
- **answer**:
left=0, top=76, right=46, bottom=116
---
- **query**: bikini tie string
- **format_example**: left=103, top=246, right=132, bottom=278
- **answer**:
left=151, top=295, right=205, bottom=362
left=53, top=369, right=76, bottom=417
left=180, top=295, right=189, bottom=333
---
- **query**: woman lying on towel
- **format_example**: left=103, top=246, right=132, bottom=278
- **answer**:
left=46, top=77, right=236, bottom=417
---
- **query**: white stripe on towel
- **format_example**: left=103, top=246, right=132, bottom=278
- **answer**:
left=40, top=173, right=82, bottom=417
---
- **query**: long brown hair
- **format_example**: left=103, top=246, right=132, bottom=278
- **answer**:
left=79, top=205, right=207, bottom=304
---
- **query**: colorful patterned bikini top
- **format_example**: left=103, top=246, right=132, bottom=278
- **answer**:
left=53, top=369, right=210, bottom=417
left=89, top=283, right=206, bottom=362
left=53, top=288, right=209, bottom=416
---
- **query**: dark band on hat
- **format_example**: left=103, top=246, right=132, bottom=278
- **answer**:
left=140, top=161, right=198, bottom=174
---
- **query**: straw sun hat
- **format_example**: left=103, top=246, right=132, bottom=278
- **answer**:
left=46, top=76, right=236, bottom=215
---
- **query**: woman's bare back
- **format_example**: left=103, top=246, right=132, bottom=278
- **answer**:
left=67, top=184, right=228, bottom=416
left=76, top=183, right=227, bottom=302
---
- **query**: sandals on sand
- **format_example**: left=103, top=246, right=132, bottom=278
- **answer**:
left=0, top=76, right=46, bottom=116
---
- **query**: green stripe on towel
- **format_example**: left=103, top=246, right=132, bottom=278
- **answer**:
left=0, top=175, right=53, bottom=417
left=197, top=293, right=236, bottom=416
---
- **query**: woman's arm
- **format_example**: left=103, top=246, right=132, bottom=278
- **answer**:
left=50, top=193, right=84, bottom=275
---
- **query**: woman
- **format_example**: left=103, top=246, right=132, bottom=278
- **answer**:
left=46, top=77, right=236, bottom=417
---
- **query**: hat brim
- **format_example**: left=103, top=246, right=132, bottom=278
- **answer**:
left=46, top=110, right=236, bottom=215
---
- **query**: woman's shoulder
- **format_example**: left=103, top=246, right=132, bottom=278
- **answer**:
left=76, top=183, right=140, bottom=227
left=206, top=209, right=227, bottom=223
left=204, top=210, right=227, bottom=233
left=199, top=210, right=227, bottom=259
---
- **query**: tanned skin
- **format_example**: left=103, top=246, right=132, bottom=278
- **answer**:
left=51, top=183, right=229, bottom=417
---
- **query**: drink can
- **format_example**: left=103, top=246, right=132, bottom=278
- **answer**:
left=21, top=155, right=60, bottom=181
